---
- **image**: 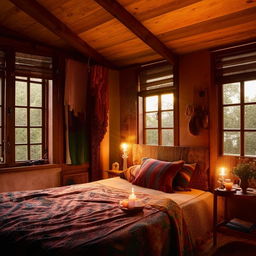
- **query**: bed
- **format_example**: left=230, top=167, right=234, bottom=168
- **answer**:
left=0, top=145, right=213, bottom=256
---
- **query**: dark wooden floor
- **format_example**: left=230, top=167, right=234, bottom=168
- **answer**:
left=197, top=230, right=256, bottom=256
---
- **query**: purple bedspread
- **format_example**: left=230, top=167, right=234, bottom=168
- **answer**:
left=0, top=183, right=193, bottom=256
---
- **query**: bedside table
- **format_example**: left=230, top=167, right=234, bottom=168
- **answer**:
left=106, top=169, right=124, bottom=178
left=213, top=188, right=256, bottom=246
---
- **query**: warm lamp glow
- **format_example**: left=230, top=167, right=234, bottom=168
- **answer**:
left=121, top=143, right=128, bottom=152
left=219, top=167, right=226, bottom=177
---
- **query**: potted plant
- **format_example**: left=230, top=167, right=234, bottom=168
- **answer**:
left=232, top=162, right=256, bottom=194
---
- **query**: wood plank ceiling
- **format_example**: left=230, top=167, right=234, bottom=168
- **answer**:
left=1, top=0, right=256, bottom=68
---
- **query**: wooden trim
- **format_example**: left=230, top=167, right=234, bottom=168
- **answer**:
left=0, top=164, right=60, bottom=174
left=94, top=0, right=176, bottom=65
left=10, top=0, right=116, bottom=69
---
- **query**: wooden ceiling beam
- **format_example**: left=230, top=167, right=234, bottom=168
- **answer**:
left=94, top=0, right=176, bottom=65
left=9, top=0, right=116, bottom=69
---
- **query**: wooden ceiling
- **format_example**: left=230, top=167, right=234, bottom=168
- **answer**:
left=1, top=0, right=256, bottom=68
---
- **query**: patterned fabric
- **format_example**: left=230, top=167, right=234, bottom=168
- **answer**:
left=0, top=183, right=193, bottom=256
left=132, top=158, right=184, bottom=193
left=174, top=163, right=197, bottom=191
left=89, top=65, right=109, bottom=181
left=120, top=165, right=141, bottom=182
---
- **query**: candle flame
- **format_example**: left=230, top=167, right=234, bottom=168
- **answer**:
left=220, top=167, right=226, bottom=176
left=121, top=143, right=128, bottom=152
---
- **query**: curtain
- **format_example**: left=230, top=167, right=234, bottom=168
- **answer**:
left=89, top=65, right=109, bottom=181
left=64, top=59, right=89, bottom=164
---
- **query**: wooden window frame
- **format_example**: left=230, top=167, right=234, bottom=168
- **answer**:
left=14, top=76, right=48, bottom=162
left=142, top=91, right=176, bottom=146
left=0, top=48, right=54, bottom=167
left=220, top=79, right=256, bottom=157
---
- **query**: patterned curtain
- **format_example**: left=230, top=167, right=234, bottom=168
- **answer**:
left=89, top=65, right=109, bottom=181
left=64, top=59, right=89, bottom=165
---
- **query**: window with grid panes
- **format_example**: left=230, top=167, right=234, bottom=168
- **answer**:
left=139, top=62, right=177, bottom=146
left=215, top=43, right=256, bottom=156
left=0, top=51, right=52, bottom=166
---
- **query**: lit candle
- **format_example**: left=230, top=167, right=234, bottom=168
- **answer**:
left=224, top=179, right=233, bottom=191
left=128, top=187, right=136, bottom=208
left=121, top=143, right=128, bottom=170
left=220, top=167, right=226, bottom=177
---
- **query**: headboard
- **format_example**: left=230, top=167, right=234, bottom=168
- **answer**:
left=132, top=144, right=210, bottom=191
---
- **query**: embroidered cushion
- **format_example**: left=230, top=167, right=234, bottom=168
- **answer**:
left=173, top=163, right=197, bottom=191
left=132, top=158, right=184, bottom=193
left=120, top=165, right=141, bottom=182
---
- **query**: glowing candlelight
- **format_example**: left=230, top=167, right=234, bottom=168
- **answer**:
left=224, top=179, right=233, bottom=191
left=220, top=167, right=226, bottom=177
left=121, top=143, right=128, bottom=170
left=128, top=187, right=136, bottom=208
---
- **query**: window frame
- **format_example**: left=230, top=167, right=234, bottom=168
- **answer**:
left=220, top=79, right=256, bottom=157
left=0, top=48, right=52, bottom=167
left=138, top=61, right=179, bottom=146
left=142, top=91, right=176, bottom=146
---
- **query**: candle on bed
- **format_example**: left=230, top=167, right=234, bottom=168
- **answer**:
left=128, top=187, right=136, bottom=208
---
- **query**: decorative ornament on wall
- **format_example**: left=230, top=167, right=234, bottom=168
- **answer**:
left=186, top=88, right=208, bottom=136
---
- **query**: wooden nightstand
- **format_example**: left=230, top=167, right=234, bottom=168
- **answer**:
left=106, top=169, right=124, bottom=178
left=213, top=188, right=256, bottom=246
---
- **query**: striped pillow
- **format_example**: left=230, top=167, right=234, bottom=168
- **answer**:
left=174, top=163, right=197, bottom=191
left=132, top=158, right=184, bottom=193
left=120, top=165, right=141, bottom=182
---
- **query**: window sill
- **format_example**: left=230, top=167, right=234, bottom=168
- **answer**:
left=0, top=164, right=61, bottom=174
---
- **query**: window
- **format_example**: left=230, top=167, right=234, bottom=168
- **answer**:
left=222, top=80, right=256, bottom=156
left=215, top=42, right=256, bottom=156
left=0, top=50, right=52, bottom=166
left=138, top=62, right=177, bottom=146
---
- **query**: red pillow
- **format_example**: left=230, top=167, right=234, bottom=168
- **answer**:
left=132, top=158, right=184, bottom=193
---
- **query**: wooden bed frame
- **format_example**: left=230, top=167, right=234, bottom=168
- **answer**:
left=132, top=144, right=211, bottom=190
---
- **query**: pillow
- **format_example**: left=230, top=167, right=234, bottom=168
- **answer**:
left=173, top=163, right=197, bottom=191
left=120, top=165, right=141, bottom=183
left=132, top=158, right=184, bottom=193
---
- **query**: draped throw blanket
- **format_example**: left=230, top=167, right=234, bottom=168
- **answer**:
left=64, top=59, right=89, bottom=164
left=89, top=65, right=109, bottom=181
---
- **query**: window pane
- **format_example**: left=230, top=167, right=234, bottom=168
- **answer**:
left=162, top=129, right=173, bottom=146
left=162, top=111, right=173, bottom=128
left=223, top=83, right=240, bottom=104
left=15, top=128, right=27, bottom=144
left=245, top=80, right=256, bottom=103
left=245, top=105, right=256, bottom=129
left=15, top=108, right=27, bottom=126
left=146, top=129, right=158, bottom=145
left=30, top=83, right=42, bottom=107
left=245, top=132, right=256, bottom=157
left=30, top=128, right=42, bottom=143
left=161, top=94, right=173, bottom=110
left=15, top=145, right=28, bottom=161
left=15, top=76, right=27, bottom=80
left=145, top=96, right=158, bottom=112
left=15, top=81, right=27, bottom=106
left=223, top=132, right=240, bottom=155
left=223, top=106, right=240, bottom=129
left=30, top=109, right=42, bottom=126
left=31, top=145, right=42, bottom=160
left=146, top=112, right=158, bottom=128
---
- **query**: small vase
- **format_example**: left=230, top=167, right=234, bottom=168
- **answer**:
left=240, top=179, right=249, bottom=194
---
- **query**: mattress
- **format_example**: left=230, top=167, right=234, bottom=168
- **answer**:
left=96, top=177, right=213, bottom=245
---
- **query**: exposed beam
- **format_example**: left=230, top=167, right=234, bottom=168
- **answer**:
left=94, top=0, right=176, bottom=65
left=10, top=0, right=116, bottom=69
